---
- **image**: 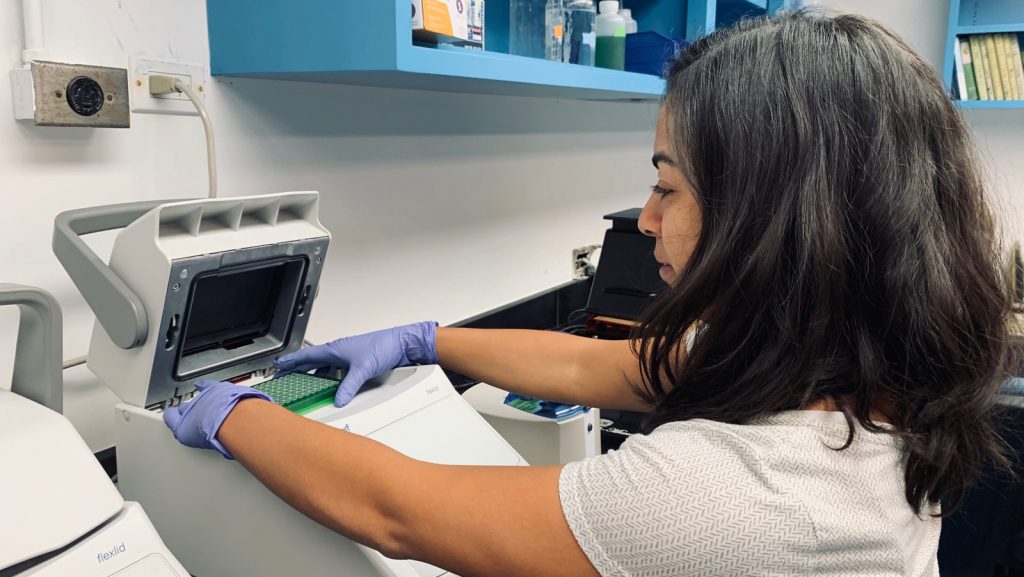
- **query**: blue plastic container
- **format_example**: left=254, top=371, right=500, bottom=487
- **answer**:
left=625, top=31, right=686, bottom=77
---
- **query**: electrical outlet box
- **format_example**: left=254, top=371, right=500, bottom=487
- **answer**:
left=573, top=244, right=602, bottom=279
left=10, top=61, right=129, bottom=127
left=129, top=57, right=207, bottom=116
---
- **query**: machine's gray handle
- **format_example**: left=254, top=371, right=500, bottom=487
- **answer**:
left=52, top=200, right=183, bottom=349
left=0, top=285, right=63, bottom=413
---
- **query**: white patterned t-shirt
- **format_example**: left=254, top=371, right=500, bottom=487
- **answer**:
left=559, top=411, right=939, bottom=577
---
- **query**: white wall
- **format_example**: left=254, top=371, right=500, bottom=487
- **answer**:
left=0, top=0, right=659, bottom=450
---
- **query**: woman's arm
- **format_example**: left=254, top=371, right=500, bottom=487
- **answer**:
left=219, top=398, right=601, bottom=577
left=437, top=327, right=652, bottom=411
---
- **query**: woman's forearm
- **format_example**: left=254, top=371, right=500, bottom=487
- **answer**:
left=218, top=398, right=413, bottom=556
left=216, top=397, right=599, bottom=577
left=436, top=327, right=650, bottom=411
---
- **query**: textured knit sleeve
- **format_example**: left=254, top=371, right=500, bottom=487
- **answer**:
left=558, top=422, right=817, bottom=577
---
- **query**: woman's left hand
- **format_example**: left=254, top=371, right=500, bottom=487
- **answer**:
left=162, top=380, right=272, bottom=459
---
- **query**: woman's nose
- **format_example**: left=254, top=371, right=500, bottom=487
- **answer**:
left=638, top=193, right=661, bottom=237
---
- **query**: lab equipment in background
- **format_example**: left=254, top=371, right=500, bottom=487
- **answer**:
left=625, top=32, right=686, bottom=77
left=619, top=8, right=637, bottom=33
left=936, top=398, right=1024, bottom=575
left=563, top=0, right=597, bottom=65
left=510, top=0, right=546, bottom=58
left=0, top=285, right=189, bottom=577
left=504, top=392, right=587, bottom=420
left=584, top=208, right=662, bottom=326
left=463, top=382, right=600, bottom=465
left=412, top=0, right=470, bottom=42
left=54, top=192, right=528, bottom=577
left=576, top=209, right=661, bottom=451
left=545, top=0, right=565, bottom=61
left=595, top=1, right=626, bottom=70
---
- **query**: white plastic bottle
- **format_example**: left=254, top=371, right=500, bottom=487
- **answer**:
left=619, top=8, right=638, bottom=34
left=594, top=0, right=626, bottom=70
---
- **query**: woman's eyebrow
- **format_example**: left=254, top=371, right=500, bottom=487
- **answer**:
left=652, top=152, right=676, bottom=168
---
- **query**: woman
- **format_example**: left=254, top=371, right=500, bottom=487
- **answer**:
left=164, top=11, right=1012, bottom=576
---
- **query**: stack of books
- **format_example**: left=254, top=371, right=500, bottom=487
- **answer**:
left=953, top=33, right=1024, bottom=101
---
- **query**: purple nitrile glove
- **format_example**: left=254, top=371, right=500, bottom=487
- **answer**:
left=162, top=380, right=273, bottom=459
left=273, top=321, right=438, bottom=408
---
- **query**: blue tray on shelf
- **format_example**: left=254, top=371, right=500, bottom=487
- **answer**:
left=626, top=32, right=688, bottom=78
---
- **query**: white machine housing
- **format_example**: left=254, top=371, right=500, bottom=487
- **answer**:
left=0, top=284, right=188, bottom=577
left=115, top=365, right=526, bottom=577
left=0, top=393, right=189, bottom=577
left=86, top=192, right=330, bottom=408
left=54, top=194, right=533, bottom=577
left=463, top=382, right=600, bottom=465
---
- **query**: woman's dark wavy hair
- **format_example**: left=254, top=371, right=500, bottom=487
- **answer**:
left=634, top=10, right=1012, bottom=516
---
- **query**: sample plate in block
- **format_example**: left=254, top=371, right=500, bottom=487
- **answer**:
left=253, top=373, right=341, bottom=415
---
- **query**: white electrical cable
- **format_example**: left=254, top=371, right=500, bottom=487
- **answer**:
left=172, top=78, right=217, bottom=199
left=62, top=355, right=87, bottom=370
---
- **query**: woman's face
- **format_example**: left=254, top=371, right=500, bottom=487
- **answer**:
left=638, top=108, right=702, bottom=285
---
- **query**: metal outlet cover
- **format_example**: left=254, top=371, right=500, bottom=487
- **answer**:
left=31, top=61, right=130, bottom=128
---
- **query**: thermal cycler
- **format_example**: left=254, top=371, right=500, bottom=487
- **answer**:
left=0, top=284, right=189, bottom=577
left=53, top=192, right=527, bottom=577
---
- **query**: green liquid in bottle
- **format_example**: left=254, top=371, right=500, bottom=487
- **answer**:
left=595, top=35, right=625, bottom=70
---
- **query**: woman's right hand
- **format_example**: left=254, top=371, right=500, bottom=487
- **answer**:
left=273, top=321, right=438, bottom=407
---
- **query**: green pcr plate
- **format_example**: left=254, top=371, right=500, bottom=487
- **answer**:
left=253, top=373, right=341, bottom=415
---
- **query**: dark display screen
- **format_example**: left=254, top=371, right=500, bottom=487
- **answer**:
left=181, top=263, right=286, bottom=355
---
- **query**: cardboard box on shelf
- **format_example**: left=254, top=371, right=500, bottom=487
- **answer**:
left=412, top=0, right=469, bottom=42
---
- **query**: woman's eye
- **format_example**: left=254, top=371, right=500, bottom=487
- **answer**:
left=650, top=184, right=673, bottom=197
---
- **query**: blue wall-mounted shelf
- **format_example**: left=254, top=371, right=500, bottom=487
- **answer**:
left=207, top=0, right=666, bottom=101
left=957, top=100, right=1024, bottom=109
left=942, top=0, right=1024, bottom=109
left=956, top=24, right=1024, bottom=35
left=206, top=0, right=792, bottom=101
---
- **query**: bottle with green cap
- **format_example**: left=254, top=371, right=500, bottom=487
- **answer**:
left=595, top=0, right=626, bottom=70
